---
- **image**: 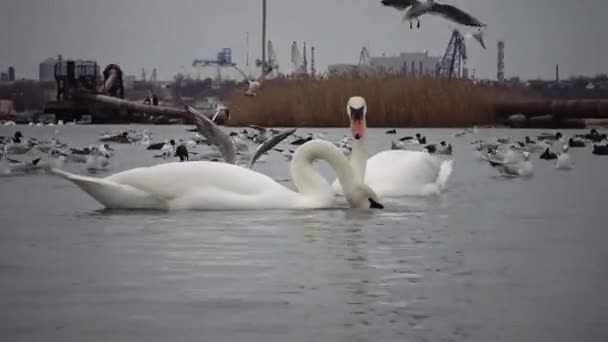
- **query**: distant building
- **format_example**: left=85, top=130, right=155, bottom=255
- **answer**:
left=40, top=57, right=58, bottom=81
left=327, top=64, right=360, bottom=76
left=8, top=67, right=15, bottom=81
left=0, top=72, right=7, bottom=81
left=40, top=55, right=101, bottom=82
left=328, top=51, right=441, bottom=77
left=370, top=52, right=441, bottom=76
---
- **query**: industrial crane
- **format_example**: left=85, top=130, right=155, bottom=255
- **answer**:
left=436, top=30, right=467, bottom=79
left=436, top=28, right=486, bottom=79
left=256, top=40, right=279, bottom=77
left=359, top=46, right=371, bottom=66
left=291, top=41, right=308, bottom=77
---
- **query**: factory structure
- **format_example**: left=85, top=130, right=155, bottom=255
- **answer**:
left=497, top=40, right=505, bottom=83
left=39, top=55, right=100, bottom=82
left=327, top=30, right=477, bottom=79
left=0, top=67, right=16, bottom=82
left=329, top=50, right=441, bottom=77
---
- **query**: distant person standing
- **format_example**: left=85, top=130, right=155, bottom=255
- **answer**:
left=152, top=92, right=159, bottom=106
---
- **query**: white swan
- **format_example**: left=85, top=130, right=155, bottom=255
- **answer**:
left=331, top=96, right=453, bottom=198
left=51, top=140, right=384, bottom=211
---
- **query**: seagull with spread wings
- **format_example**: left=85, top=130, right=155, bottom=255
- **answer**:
left=381, top=0, right=486, bottom=30
left=231, top=64, right=263, bottom=97
left=186, top=106, right=295, bottom=168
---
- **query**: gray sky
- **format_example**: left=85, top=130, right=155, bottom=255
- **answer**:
left=0, top=0, right=605, bottom=81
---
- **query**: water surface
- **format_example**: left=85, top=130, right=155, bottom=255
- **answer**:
left=0, top=125, right=606, bottom=342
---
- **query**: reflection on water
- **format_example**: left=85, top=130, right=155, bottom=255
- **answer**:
left=0, top=126, right=607, bottom=342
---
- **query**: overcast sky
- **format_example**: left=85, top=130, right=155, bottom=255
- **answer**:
left=0, top=0, right=605, bottom=81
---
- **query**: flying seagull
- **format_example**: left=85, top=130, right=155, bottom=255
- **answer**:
left=232, top=64, right=263, bottom=97
left=187, top=105, right=237, bottom=164
left=381, top=0, right=422, bottom=28
left=249, top=128, right=297, bottom=168
left=382, top=0, right=486, bottom=30
left=185, top=106, right=295, bottom=168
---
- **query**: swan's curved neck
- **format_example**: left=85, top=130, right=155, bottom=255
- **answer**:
left=350, top=120, right=368, bottom=182
left=291, top=140, right=358, bottom=199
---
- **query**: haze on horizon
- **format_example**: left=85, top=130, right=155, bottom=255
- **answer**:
left=0, top=0, right=605, bottom=81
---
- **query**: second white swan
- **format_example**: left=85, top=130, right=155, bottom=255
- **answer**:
left=332, top=96, right=453, bottom=198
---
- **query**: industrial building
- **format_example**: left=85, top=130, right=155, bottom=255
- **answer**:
left=327, top=64, right=362, bottom=76
left=371, top=52, right=441, bottom=76
left=328, top=51, right=441, bottom=77
left=40, top=55, right=100, bottom=82
left=0, top=66, right=15, bottom=82
left=39, top=57, right=59, bottom=81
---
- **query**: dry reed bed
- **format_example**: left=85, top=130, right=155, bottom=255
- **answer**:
left=227, top=76, right=533, bottom=127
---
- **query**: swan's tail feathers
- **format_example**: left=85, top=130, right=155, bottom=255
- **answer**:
left=436, top=159, right=454, bottom=192
left=50, top=168, right=165, bottom=209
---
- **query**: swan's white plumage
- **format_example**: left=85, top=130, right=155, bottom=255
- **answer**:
left=332, top=96, right=453, bottom=198
left=52, top=140, right=382, bottom=211
left=54, top=161, right=315, bottom=210
left=332, top=150, right=453, bottom=197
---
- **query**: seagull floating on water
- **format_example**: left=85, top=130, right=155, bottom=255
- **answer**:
left=490, top=151, right=534, bottom=178
left=555, top=145, right=573, bottom=170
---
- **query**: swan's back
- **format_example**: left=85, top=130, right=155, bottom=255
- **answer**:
left=366, top=150, right=442, bottom=181
left=365, top=150, right=449, bottom=197
left=107, top=161, right=286, bottom=200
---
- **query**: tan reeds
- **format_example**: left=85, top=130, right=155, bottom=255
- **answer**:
left=227, top=76, right=533, bottom=127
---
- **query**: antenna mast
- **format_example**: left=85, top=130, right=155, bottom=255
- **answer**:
left=261, top=0, right=267, bottom=80
left=246, top=32, right=250, bottom=68
left=311, top=46, right=316, bottom=79
left=303, top=42, right=308, bottom=75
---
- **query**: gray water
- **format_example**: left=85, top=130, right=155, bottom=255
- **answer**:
left=0, top=125, right=607, bottom=342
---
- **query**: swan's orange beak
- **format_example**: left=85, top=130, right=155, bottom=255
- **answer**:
left=349, top=106, right=365, bottom=140
left=351, top=119, right=363, bottom=140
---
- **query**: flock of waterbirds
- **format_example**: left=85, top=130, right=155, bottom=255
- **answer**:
left=2, top=96, right=608, bottom=211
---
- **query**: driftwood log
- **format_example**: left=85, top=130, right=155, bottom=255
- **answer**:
left=494, top=100, right=608, bottom=119
left=75, top=92, right=191, bottom=119
left=74, top=91, right=229, bottom=125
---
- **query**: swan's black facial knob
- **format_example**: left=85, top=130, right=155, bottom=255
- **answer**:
left=368, top=198, right=384, bottom=209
